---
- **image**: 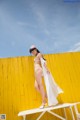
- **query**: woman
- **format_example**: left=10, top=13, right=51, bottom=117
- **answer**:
left=29, top=45, right=63, bottom=109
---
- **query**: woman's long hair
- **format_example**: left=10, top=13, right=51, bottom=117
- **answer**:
left=29, top=48, right=46, bottom=61
left=35, top=49, right=46, bottom=61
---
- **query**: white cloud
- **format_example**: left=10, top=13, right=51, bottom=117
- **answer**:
left=68, top=42, right=80, bottom=52
left=75, top=42, right=80, bottom=47
left=29, top=2, right=50, bottom=36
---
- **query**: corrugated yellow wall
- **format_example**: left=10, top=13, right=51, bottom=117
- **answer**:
left=0, top=52, right=80, bottom=120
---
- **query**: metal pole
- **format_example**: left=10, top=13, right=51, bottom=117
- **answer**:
left=69, top=106, right=75, bottom=120
left=63, top=108, right=67, bottom=120
left=23, top=115, right=26, bottom=120
left=48, top=110, right=66, bottom=120
left=36, top=111, right=46, bottom=120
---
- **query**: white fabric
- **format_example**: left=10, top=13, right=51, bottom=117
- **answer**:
left=40, top=58, right=63, bottom=106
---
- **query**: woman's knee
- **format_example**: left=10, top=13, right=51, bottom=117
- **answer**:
left=36, top=70, right=42, bottom=78
left=34, top=80, right=40, bottom=91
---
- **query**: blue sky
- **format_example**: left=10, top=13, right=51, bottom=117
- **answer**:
left=0, top=0, right=80, bottom=58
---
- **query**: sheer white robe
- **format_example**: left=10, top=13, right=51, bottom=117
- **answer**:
left=40, top=58, right=63, bottom=106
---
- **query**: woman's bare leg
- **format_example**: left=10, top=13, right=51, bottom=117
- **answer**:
left=35, top=70, right=47, bottom=105
left=35, top=80, right=47, bottom=100
left=34, top=80, right=40, bottom=92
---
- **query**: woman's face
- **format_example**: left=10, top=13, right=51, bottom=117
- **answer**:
left=31, top=49, right=37, bottom=56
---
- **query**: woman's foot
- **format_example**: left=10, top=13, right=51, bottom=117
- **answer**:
left=39, top=102, right=47, bottom=109
left=39, top=104, right=44, bottom=109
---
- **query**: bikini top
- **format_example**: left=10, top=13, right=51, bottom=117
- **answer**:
left=34, top=57, right=40, bottom=63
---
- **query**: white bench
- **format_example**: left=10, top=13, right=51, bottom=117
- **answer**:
left=18, top=102, right=80, bottom=120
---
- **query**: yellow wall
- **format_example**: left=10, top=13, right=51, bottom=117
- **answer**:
left=0, top=52, right=80, bottom=120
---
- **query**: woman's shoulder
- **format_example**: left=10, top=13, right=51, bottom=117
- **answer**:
left=34, top=53, right=41, bottom=60
left=37, top=53, right=42, bottom=58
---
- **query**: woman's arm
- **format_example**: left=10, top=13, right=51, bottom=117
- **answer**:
left=38, top=53, right=50, bottom=73
left=44, top=62, right=50, bottom=73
